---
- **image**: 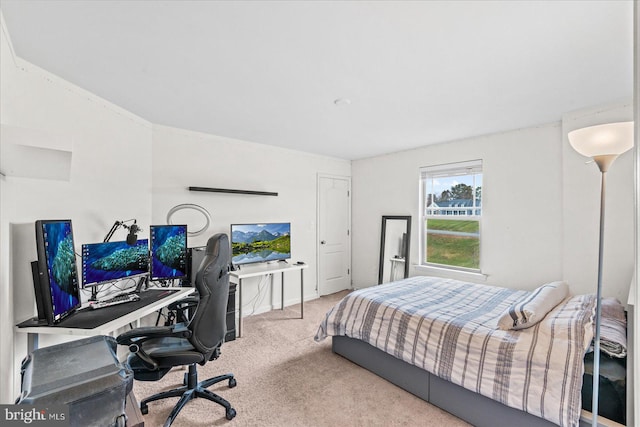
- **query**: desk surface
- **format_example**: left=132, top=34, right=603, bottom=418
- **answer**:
left=230, top=262, right=308, bottom=280
left=15, top=287, right=194, bottom=337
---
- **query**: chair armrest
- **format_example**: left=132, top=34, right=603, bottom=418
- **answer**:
left=167, top=296, right=199, bottom=311
left=116, top=323, right=192, bottom=372
left=116, top=323, right=191, bottom=346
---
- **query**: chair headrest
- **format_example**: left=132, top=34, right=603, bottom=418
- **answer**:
left=206, top=233, right=228, bottom=257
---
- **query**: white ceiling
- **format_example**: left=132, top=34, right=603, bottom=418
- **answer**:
left=0, top=1, right=634, bottom=160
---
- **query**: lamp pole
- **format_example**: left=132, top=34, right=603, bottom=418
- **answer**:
left=591, top=155, right=618, bottom=427
left=591, top=163, right=608, bottom=427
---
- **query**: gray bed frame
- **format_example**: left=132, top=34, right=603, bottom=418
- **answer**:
left=333, top=335, right=597, bottom=427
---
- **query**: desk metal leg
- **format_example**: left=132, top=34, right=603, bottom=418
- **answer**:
left=238, top=279, right=243, bottom=338
left=27, top=332, right=38, bottom=353
left=300, top=269, right=304, bottom=319
left=281, top=272, right=285, bottom=310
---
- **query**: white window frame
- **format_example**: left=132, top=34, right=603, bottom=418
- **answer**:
left=419, top=159, right=483, bottom=274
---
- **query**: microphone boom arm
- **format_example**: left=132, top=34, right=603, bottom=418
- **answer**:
left=103, top=218, right=137, bottom=242
left=103, top=221, right=123, bottom=242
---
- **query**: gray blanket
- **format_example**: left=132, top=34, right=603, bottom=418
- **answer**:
left=595, top=297, right=627, bottom=358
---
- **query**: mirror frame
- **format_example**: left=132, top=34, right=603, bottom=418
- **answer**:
left=378, top=215, right=411, bottom=284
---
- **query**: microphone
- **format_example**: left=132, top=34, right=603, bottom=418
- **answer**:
left=125, top=221, right=141, bottom=245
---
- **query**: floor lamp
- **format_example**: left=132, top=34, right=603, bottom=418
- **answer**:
left=567, top=121, right=634, bottom=426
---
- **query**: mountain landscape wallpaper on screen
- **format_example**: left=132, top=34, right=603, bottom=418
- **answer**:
left=231, top=223, right=291, bottom=265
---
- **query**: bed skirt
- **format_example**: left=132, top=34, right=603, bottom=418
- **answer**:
left=332, top=335, right=560, bottom=427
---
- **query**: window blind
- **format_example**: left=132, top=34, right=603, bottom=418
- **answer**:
left=420, top=159, right=482, bottom=179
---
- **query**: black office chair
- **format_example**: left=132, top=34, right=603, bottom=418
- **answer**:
left=117, top=233, right=236, bottom=426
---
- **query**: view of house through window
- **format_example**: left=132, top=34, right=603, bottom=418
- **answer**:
left=420, top=160, right=482, bottom=271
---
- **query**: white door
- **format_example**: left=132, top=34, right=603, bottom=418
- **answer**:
left=318, top=175, right=351, bottom=295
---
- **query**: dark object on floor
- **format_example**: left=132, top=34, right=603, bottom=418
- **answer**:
left=118, top=233, right=236, bottom=426
left=582, top=351, right=626, bottom=424
left=17, top=335, right=133, bottom=427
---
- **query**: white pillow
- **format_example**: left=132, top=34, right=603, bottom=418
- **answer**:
left=498, top=281, right=569, bottom=330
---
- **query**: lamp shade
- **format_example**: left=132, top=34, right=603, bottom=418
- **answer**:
left=567, top=121, right=633, bottom=158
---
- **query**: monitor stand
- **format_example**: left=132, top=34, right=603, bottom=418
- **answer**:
left=89, top=287, right=99, bottom=302
left=134, top=276, right=148, bottom=293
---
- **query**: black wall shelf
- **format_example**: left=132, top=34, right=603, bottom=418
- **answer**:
left=188, top=186, right=278, bottom=197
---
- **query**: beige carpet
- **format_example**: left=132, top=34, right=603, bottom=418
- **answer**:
left=132, top=291, right=471, bottom=427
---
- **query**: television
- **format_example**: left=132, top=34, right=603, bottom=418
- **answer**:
left=34, top=219, right=81, bottom=324
left=230, top=222, right=291, bottom=266
left=81, top=239, right=149, bottom=287
left=150, top=224, right=187, bottom=281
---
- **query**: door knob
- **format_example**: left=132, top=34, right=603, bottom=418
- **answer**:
left=320, top=240, right=326, bottom=244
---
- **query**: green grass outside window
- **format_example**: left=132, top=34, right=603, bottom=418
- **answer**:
left=426, top=219, right=479, bottom=269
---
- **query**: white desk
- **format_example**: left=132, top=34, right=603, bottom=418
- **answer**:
left=16, top=287, right=194, bottom=352
left=229, top=262, right=308, bottom=338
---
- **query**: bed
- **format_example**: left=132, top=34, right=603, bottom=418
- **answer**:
left=315, top=276, right=597, bottom=427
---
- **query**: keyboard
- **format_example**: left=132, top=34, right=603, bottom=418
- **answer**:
left=89, top=292, right=141, bottom=310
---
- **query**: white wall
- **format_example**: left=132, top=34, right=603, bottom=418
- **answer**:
left=352, top=123, right=566, bottom=292
left=0, top=14, right=153, bottom=402
left=0, top=13, right=17, bottom=406
left=151, top=125, right=351, bottom=315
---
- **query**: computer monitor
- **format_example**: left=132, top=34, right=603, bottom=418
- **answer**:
left=150, top=224, right=187, bottom=281
left=81, top=239, right=149, bottom=287
left=34, top=219, right=81, bottom=324
left=187, top=246, right=207, bottom=287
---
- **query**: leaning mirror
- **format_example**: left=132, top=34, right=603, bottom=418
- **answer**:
left=378, top=216, right=411, bottom=284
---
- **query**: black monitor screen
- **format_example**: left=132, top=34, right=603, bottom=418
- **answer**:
left=150, top=224, right=187, bottom=280
left=82, top=239, right=149, bottom=287
left=35, top=219, right=81, bottom=323
left=187, top=246, right=207, bottom=287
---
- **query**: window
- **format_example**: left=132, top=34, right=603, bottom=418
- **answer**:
left=420, top=160, right=482, bottom=271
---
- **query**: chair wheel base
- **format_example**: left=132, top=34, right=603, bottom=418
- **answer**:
left=138, top=365, right=236, bottom=424
left=226, top=408, right=236, bottom=420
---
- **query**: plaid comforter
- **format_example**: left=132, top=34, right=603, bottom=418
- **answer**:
left=315, top=276, right=595, bottom=427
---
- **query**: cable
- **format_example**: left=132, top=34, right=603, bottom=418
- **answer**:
left=251, top=278, right=267, bottom=315
left=80, top=278, right=139, bottom=302
left=80, top=284, right=103, bottom=296
left=243, top=274, right=272, bottom=316
left=112, top=277, right=138, bottom=293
